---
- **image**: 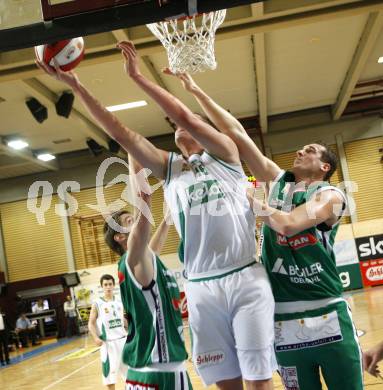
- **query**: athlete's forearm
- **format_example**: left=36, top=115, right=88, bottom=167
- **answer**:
left=191, top=86, right=247, bottom=137
left=188, top=81, right=280, bottom=181
left=149, top=217, right=171, bottom=256
left=88, top=321, right=100, bottom=343
left=126, top=155, right=154, bottom=277
left=132, top=74, right=194, bottom=127
left=131, top=74, right=239, bottom=162
left=255, top=198, right=331, bottom=236
left=73, top=82, right=167, bottom=178
left=257, top=204, right=294, bottom=236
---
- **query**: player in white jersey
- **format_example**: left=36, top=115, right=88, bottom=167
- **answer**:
left=36, top=42, right=276, bottom=390
left=118, top=42, right=276, bottom=390
left=89, top=274, right=127, bottom=390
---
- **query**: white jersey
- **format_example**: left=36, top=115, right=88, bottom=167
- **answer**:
left=164, top=151, right=257, bottom=280
left=95, top=297, right=126, bottom=341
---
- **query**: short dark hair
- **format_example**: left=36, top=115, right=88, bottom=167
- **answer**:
left=318, top=144, right=338, bottom=181
left=103, top=210, right=130, bottom=256
left=100, top=274, right=115, bottom=286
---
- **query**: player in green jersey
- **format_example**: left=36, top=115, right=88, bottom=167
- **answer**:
left=173, top=72, right=363, bottom=390
left=103, top=155, right=192, bottom=390
left=36, top=55, right=192, bottom=390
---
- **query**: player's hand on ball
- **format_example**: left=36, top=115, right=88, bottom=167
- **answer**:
left=117, top=41, right=141, bottom=79
left=35, top=59, right=80, bottom=90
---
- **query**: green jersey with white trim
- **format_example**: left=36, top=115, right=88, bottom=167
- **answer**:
left=95, top=297, right=126, bottom=341
left=118, top=251, right=188, bottom=368
left=261, top=171, right=346, bottom=302
left=164, top=151, right=256, bottom=280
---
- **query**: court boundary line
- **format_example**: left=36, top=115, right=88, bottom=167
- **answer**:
left=42, top=357, right=98, bottom=390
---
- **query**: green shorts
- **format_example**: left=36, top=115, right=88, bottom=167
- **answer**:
left=274, top=300, right=363, bottom=390
left=126, top=366, right=192, bottom=390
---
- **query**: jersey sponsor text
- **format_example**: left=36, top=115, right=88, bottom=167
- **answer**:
left=126, top=381, right=158, bottom=390
left=272, top=257, right=323, bottom=284
left=276, top=233, right=318, bottom=250
left=196, top=350, right=225, bottom=368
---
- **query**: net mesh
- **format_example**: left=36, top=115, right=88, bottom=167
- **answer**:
left=147, top=10, right=226, bottom=74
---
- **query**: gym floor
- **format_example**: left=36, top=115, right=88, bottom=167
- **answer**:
left=1, top=286, right=382, bottom=390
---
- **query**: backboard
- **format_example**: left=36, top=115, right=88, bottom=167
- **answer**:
left=0, top=0, right=262, bottom=52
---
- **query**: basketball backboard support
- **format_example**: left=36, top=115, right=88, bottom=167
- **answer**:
left=0, top=0, right=262, bottom=52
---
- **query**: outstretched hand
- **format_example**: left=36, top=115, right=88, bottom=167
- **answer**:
left=35, top=59, right=80, bottom=90
left=117, top=41, right=142, bottom=79
left=162, top=68, right=200, bottom=93
left=363, top=343, right=383, bottom=378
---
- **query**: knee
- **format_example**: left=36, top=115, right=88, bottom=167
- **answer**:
left=244, top=378, right=273, bottom=390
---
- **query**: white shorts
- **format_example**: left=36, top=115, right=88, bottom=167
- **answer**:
left=101, top=337, right=127, bottom=385
left=185, top=263, right=277, bottom=386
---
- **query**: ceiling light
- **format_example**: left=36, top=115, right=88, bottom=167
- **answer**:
left=37, top=153, right=56, bottom=161
left=106, top=100, right=147, bottom=112
left=7, top=139, right=29, bottom=150
left=378, top=56, right=383, bottom=64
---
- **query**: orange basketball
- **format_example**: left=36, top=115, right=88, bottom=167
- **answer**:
left=35, top=37, right=85, bottom=72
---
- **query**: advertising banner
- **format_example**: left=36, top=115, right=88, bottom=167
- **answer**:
left=356, top=234, right=383, bottom=261
left=355, top=234, right=383, bottom=287
left=333, top=239, right=363, bottom=291
left=180, top=291, right=188, bottom=319
left=337, top=263, right=364, bottom=290
left=359, top=259, right=383, bottom=287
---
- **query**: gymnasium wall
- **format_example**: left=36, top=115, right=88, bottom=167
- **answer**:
left=0, top=195, right=68, bottom=282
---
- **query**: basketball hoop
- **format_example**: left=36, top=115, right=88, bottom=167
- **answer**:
left=146, top=10, right=226, bottom=74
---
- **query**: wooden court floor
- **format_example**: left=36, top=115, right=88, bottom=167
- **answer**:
left=1, top=286, right=383, bottom=390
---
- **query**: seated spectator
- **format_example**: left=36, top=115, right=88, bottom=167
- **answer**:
left=15, top=313, right=41, bottom=347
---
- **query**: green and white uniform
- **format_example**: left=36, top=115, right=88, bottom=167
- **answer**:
left=95, top=297, right=127, bottom=385
left=262, top=170, right=363, bottom=390
left=118, top=250, right=192, bottom=390
left=164, top=152, right=276, bottom=385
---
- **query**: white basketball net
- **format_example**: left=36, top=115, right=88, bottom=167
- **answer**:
left=147, top=10, right=226, bottom=74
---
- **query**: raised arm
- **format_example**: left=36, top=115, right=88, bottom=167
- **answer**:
left=125, top=155, right=154, bottom=286
left=149, top=207, right=172, bottom=256
left=167, top=71, right=281, bottom=183
left=118, top=41, right=239, bottom=164
left=35, top=60, right=168, bottom=179
left=248, top=189, right=344, bottom=236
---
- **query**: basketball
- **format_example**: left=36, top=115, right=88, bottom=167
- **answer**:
left=34, top=37, right=85, bottom=72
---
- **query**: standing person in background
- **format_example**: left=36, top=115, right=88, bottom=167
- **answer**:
left=88, top=274, right=127, bottom=390
left=63, top=295, right=77, bottom=337
left=0, top=306, right=10, bottom=365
